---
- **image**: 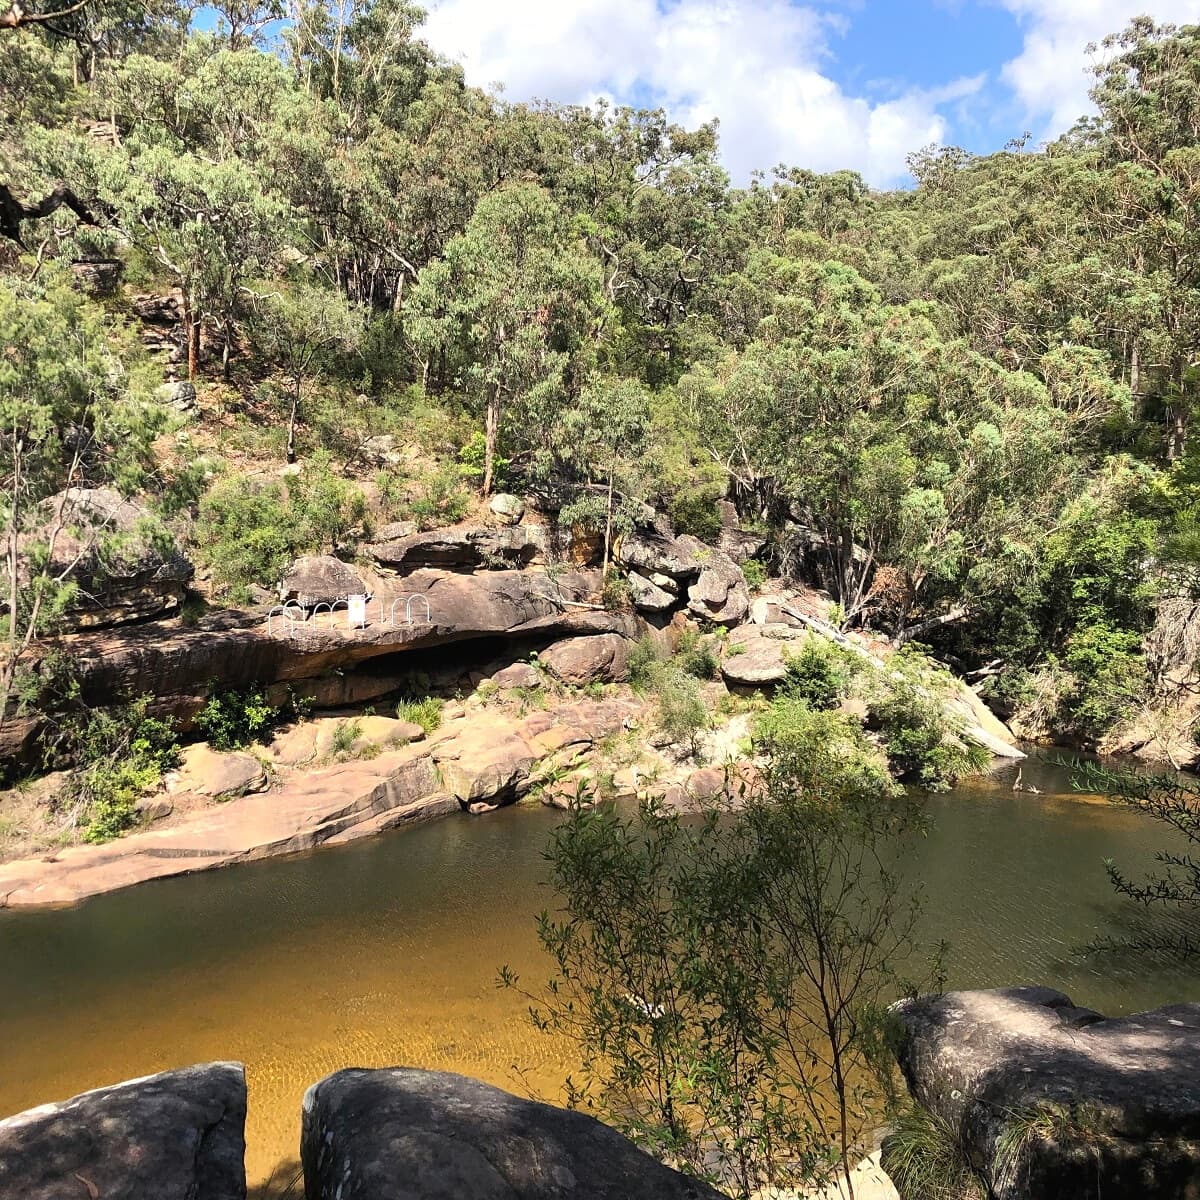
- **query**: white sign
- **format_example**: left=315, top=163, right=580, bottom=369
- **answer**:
left=347, top=594, right=367, bottom=629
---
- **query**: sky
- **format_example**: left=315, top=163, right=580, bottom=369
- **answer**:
left=416, top=0, right=1200, bottom=186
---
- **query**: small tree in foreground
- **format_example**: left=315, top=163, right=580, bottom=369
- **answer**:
left=502, top=707, right=936, bottom=1199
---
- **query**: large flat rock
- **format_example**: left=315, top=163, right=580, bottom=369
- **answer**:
left=0, top=1062, right=246, bottom=1200
left=0, top=745, right=447, bottom=908
left=888, top=987, right=1200, bottom=1199
left=301, top=1067, right=726, bottom=1200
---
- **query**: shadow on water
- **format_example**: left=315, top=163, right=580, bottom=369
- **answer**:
left=248, top=1161, right=303, bottom=1200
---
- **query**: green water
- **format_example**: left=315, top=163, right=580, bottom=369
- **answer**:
left=0, top=751, right=1195, bottom=1181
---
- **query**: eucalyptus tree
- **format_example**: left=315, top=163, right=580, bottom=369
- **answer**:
left=406, top=183, right=607, bottom=494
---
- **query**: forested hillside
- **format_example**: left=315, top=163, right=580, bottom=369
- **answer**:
left=3, top=4, right=1200, bottom=750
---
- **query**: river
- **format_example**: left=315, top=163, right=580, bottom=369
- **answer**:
left=0, top=751, right=1195, bottom=1185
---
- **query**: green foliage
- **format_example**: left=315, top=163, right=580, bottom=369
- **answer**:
left=780, top=638, right=858, bottom=710
left=195, top=455, right=367, bottom=595
left=627, top=636, right=665, bottom=689
left=653, top=664, right=709, bottom=753
left=741, top=559, right=767, bottom=591
left=1075, top=759, right=1200, bottom=960
left=505, top=714, right=932, bottom=1196
left=195, top=688, right=281, bottom=750
left=882, top=1106, right=983, bottom=1200
left=329, top=718, right=363, bottom=757
left=600, top=573, right=631, bottom=611
left=866, top=650, right=990, bottom=790
left=396, top=695, right=443, bottom=734
left=673, top=628, right=718, bottom=680
left=1060, top=624, right=1147, bottom=743
left=52, top=697, right=180, bottom=844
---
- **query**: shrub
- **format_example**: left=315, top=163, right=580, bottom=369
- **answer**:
left=628, top=635, right=665, bottom=689
left=675, top=628, right=718, bottom=680
left=602, top=573, right=631, bottom=611
left=408, top=461, right=473, bottom=529
left=670, top=486, right=723, bottom=541
left=195, top=688, right=281, bottom=750
left=1059, top=623, right=1147, bottom=742
left=52, top=697, right=180, bottom=844
left=741, top=559, right=767, bottom=591
left=867, top=651, right=989, bottom=790
left=196, top=478, right=295, bottom=600
left=781, top=638, right=858, bottom=710
left=755, top=698, right=897, bottom=800
left=196, top=456, right=368, bottom=596
left=397, top=695, right=443, bottom=734
left=330, top=718, right=363, bottom=757
left=655, top=664, right=709, bottom=753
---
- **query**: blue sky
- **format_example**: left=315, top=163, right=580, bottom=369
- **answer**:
left=414, top=0, right=1200, bottom=185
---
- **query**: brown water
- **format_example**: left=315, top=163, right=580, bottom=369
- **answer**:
left=0, top=752, right=1196, bottom=1184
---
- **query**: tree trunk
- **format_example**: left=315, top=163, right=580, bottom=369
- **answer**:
left=287, top=384, right=300, bottom=464
left=482, top=382, right=499, bottom=496
left=183, top=295, right=198, bottom=381
left=602, top=468, right=615, bottom=579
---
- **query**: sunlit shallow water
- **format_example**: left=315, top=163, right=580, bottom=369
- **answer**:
left=0, top=751, right=1195, bottom=1183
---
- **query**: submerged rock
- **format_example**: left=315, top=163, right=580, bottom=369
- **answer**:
left=0, top=1062, right=247, bottom=1200
left=301, top=1067, right=726, bottom=1200
left=887, top=987, right=1200, bottom=1200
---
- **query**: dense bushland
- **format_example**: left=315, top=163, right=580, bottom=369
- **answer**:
left=3, top=8, right=1200, bottom=747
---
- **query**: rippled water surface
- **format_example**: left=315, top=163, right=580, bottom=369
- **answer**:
left=0, top=752, right=1195, bottom=1183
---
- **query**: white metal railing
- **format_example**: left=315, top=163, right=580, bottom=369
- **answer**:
left=265, top=592, right=432, bottom=638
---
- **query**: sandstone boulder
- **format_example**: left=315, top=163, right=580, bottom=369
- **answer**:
left=170, top=744, right=267, bottom=799
left=616, top=530, right=702, bottom=580
left=0, top=1062, right=246, bottom=1200
left=279, top=555, right=367, bottom=609
left=489, top=662, right=541, bottom=689
left=432, top=722, right=537, bottom=805
left=540, top=633, right=631, bottom=685
left=687, top=547, right=750, bottom=626
left=301, top=1067, right=726, bottom=1200
left=156, top=380, right=197, bottom=413
left=3, top=488, right=194, bottom=628
left=721, top=635, right=789, bottom=685
left=628, top=570, right=677, bottom=613
left=886, top=987, right=1200, bottom=1200
left=488, top=493, right=525, bottom=525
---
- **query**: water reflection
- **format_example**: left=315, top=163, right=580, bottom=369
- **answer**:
left=0, top=751, right=1195, bottom=1181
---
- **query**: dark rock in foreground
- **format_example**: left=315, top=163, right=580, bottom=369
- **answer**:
left=0, top=1062, right=246, bottom=1200
left=887, top=986, right=1200, bottom=1200
left=302, top=1067, right=726, bottom=1200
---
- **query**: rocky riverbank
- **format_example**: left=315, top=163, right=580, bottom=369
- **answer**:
left=0, top=514, right=1028, bottom=907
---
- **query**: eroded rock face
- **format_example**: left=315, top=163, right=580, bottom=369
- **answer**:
left=886, top=987, right=1200, bottom=1200
left=0, top=1062, right=247, bottom=1200
left=3, top=488, right=194, bottom=629
left=539, top=632, right=631, bottom=685
left=369, top=526, right=562, bottom=573
left=279, top=555, right=368, bottom=609
left=301, top=1067, right=726, bottom=1200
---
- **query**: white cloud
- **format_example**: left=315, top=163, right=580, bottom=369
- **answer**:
left=420, top=0, right=981, bottom=186
left=999, top=0, right=1200, bottom=138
